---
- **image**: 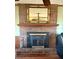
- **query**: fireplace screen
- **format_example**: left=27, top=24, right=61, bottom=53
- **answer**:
left=27, top=32, right=49, bottom=48
left=32, top=37, right=44, bottom=46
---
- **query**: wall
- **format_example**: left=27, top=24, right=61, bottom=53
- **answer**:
left=15, top=6, right=20, bottom=36
left=57, top=6, right=63, bottom=34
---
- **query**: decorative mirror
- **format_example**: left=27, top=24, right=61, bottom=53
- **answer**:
left=28, top=8, right=49, bottom=24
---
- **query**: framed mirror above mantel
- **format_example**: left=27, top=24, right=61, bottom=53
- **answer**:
left=27, top=7, right=49, bottom=24
left=18, top=4, right=58, bottom=26
left=25, top=4, right=51, bottom=24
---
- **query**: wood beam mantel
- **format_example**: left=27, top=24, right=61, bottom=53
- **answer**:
left=15, top=0, right=19, bottom=1
left=43, top=0, right=51, bottom=7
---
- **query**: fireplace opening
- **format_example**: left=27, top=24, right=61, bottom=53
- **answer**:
left=27, top=32, right=49, bottom=48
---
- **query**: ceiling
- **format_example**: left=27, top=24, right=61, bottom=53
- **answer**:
left=15, top=0, right=63, bottom=5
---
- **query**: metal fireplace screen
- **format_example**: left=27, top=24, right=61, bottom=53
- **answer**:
left=27, top=32, right=49, bottom=48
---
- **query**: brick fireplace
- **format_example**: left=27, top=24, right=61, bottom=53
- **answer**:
left=18, top=4, right=58, bottom=48
left=16, top=4, right=59, bottom=59
left=20, top=26, right=57, bottom=48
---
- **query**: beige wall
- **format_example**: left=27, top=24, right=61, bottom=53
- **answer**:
left=15, top=6, right=20, bottom=36
left=57, top=6, right=63, bottom=34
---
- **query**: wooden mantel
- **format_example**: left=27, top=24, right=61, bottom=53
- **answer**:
left=18, top=23, right=59, bottom=27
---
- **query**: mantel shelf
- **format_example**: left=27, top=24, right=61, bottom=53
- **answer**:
left=18, top=23, right=59, bottom=27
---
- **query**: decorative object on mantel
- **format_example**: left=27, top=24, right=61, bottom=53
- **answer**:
left=18, top=23, right=59, bottom=27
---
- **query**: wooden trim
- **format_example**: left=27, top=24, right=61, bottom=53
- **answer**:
left=15, top=0, right=19, bottom=1
left=18, top=23, right=59, bottom=27
left=58, top=5, right=63, bottom=7
left=15, top=4, right=57, bottom=5
left=15, top=4, right=63, bottom=7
